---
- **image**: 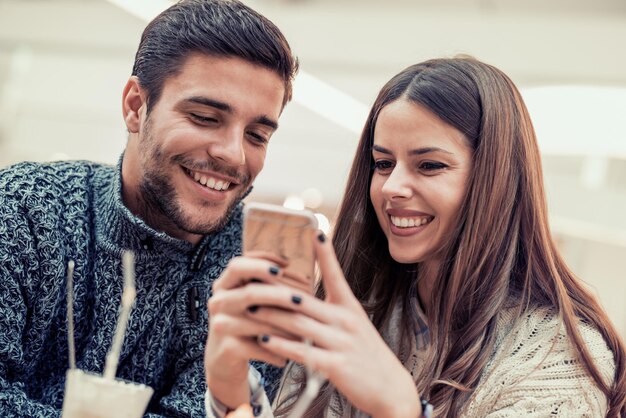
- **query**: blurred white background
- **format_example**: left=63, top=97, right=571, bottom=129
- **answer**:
left=0, top=0, right=625, bottom=335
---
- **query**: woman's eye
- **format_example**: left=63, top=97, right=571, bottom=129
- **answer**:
left=190, top=113, right=218, bottom=124
left=373, top=160, right=394, bottom=173
left=419, top=161, right=448, bottom=171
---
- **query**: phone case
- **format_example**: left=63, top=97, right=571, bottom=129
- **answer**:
left=243, top=203, right=318, bottom=293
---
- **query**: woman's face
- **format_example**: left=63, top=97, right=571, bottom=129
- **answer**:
left=369, top=98, right=473, bottom=268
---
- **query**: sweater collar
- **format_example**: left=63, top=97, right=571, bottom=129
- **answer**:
left=94, top=155, right=243, bottom=262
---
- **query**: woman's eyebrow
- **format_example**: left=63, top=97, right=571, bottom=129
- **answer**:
left=372, top=144, right=452, bottom=155
left=408, top=147, right=453, bottom=155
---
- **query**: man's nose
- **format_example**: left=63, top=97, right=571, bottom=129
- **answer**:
left=207, top=128, right=246, bottom=167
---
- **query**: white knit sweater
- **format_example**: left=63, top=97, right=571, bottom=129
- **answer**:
left=207, top=306, right=616, bottom=417
left=459, top=307, right=614, bottom=417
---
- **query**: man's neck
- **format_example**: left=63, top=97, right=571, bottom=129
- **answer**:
left=120, top=155, right=202, bottom=245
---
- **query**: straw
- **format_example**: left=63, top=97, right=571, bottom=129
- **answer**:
left=66, top=260, right=76, bottom=370
left=103, top=250, right=137, bottom=380
left=286, top=339, right=326, bottom=418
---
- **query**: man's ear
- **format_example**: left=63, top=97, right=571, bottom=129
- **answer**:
left=122, top=76, right=146, bottom=133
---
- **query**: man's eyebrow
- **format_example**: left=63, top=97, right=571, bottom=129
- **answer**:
left=187, top=96, right=231, bottom=112
left=371, top=144, right=453, bottom=155
left=185, top=96, right=278, bottom=130
left=255, top=115, right=278, bottom=131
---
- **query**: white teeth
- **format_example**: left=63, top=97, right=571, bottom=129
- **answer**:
left=188, top=169, right=231, bottom=191
left=390, top=215, right=432, bottom=228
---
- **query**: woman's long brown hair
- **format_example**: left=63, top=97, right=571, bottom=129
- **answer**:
left=275, top=57, right=626, bottom=417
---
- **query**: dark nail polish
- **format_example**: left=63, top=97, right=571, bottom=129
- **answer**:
left=269, top=266, right=280, bottom=275
left=261, top=334, right=270, bottom=343
left=317, top=233, right=326, bottom=243
left=291, top=295, right=302, bottom=305
left=247, top=305, right=259, bottom=313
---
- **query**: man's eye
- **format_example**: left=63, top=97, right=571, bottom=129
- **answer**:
left=247, top=131, right=269, bottom=145
left=190, top=113, right=218, bottom=124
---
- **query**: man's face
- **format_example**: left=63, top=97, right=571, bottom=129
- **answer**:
left=122, top=53, right=285, bottom=243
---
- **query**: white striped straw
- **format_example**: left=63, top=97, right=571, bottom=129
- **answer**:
left=103, top=250, right=137, bottom=380
left=66, top=260, right=76, bottom=370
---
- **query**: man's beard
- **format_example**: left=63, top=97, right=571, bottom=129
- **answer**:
left=137, top=122, right=251, bottom=237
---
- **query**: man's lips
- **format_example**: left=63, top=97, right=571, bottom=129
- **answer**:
left=183, top=167, right=241, bottom=192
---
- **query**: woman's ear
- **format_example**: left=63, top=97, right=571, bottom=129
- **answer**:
left=122, top=76, right=145, bottom=133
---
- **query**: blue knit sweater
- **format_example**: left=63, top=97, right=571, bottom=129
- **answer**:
left=0, top=160, right=280, bottom=417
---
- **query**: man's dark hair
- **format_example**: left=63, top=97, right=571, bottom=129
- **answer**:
left=132, top=0, right=298, bottom=112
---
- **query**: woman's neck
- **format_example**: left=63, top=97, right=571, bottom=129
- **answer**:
left=417, top=260, right=438, bottom=313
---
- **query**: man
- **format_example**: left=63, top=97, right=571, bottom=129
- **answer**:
left=0, top=0, right=298, bottom=416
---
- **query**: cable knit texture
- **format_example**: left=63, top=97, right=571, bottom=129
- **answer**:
left=0, top=160, right=281, bottom=417
left=460, top=308, right=614, bottom=417
left=210, top=304, right=615, bottom=418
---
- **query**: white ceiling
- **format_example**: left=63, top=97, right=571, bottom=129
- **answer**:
left=0, top=0, right=625, bottom=204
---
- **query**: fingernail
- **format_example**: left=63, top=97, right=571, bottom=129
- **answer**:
left=269, top=266, right=280, bottom=275
left=291, top=295, right=302, bottom=305
left=317, top=233, right=326, bottom=243
left=260, top=334, right=270, bottom=343
left=247, top=305, right=259, bottom=313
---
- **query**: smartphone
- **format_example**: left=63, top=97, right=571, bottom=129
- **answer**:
left=242, top=202, right=318, bottom=294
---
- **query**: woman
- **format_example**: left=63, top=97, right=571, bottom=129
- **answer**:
left=204, top=56, right=626, bottom=417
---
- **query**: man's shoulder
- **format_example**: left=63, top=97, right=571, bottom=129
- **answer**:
left=1, top=160, right=114, bottom=196
left=1, top=159, right=112, bottom=183
left=0, top=160, right=116, bottom=221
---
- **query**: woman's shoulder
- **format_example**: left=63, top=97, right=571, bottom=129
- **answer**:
left=495, top=305, right=614, bottom=367
left=462, top=305, right=615, bottom=417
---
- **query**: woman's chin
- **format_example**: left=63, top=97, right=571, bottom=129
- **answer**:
left=389, top=251, right=424, bottom=265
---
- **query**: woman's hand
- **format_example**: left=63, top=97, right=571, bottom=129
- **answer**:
left=245, top=231, right=422, bottom=418
left=204, top=256, right=294, bottom=409
left=225, top=404, right=254, bottom=418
